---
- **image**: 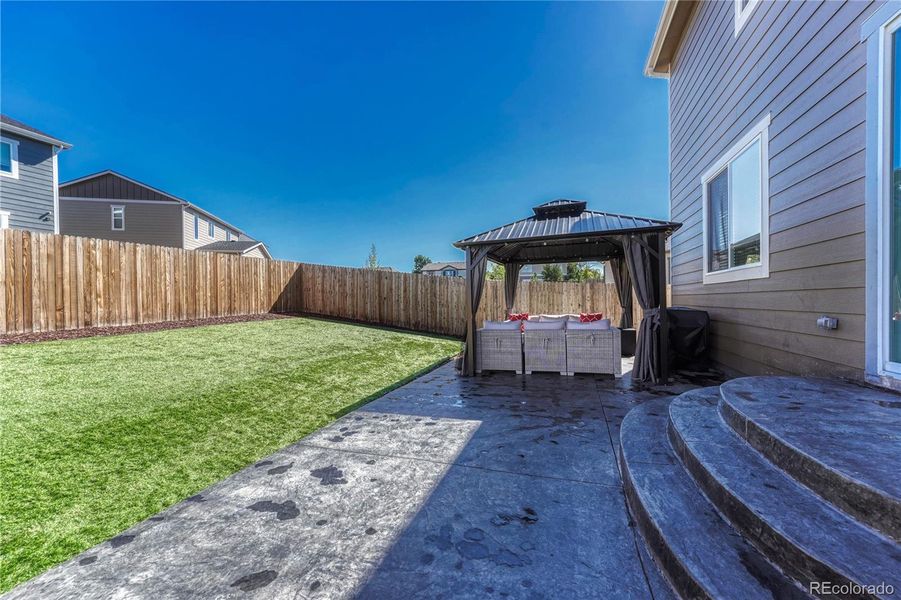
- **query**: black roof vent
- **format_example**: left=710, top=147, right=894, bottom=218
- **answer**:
left=532, top=199, right=587, bottom=218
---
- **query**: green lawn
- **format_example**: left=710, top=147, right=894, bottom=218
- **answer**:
left=0, top=317, right=460, bottom=591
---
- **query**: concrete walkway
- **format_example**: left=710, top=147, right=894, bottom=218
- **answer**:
left=6, top=362, right=724, bottom=599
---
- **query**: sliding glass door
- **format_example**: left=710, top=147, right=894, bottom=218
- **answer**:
left=888, top=25, right=901, bottom=372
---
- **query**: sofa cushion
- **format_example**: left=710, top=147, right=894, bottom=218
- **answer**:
left=538, top=314, right=580, bottom=322
left=508, top=312, right=529, bottom=321
left=579, top=312, right=604, bottom=323
left=483, top=320, right=522, bottom=331
left=567, top=319, right=611, bottom=330
left=524, top=320, right=566, bottom=331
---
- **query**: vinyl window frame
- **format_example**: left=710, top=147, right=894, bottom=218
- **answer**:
left=734, top=0, right=759, bottom=36
left=208, top=221, right=215, bottom=238
left=0, top=136, right=20, bottom=179
left=700, top=114, right=770, bottom=285
left=194, top=214, right=199, bottom=239
left=111, top=205, right=125, bottom=231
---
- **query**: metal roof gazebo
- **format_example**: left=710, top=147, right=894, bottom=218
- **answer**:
left=454, top=199, right=681, bottom=383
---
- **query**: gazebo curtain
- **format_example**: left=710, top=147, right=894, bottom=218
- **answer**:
left=462, top=246, right=491, bottom=376
left=504, top=263, right=522, bottom=315
left=623, top=234, right=662, bottom=383
left=608, top=258, right=633, bottom=329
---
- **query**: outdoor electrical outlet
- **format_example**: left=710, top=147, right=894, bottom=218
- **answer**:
left=817, top=316, right=839, bottom=330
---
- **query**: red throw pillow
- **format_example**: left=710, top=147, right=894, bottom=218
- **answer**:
left=580, top=312, right=604, bottom=323
left=508, top=312, right=529, bottom=332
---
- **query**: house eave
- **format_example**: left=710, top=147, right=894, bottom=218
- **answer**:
left=0, top=122, right=72, bottom=149
left=645, top=0, right=697, bottom=79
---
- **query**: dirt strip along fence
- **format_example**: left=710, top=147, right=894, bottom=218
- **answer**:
left=1, top=230, right=641, bottom=338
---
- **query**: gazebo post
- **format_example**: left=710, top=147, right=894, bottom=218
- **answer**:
left=657, top=232, right=669, bottom=384
left=464, top=248, right=476, bottom=376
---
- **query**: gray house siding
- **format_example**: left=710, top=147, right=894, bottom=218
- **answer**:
left=182, top=207, right=242, bottom=250
left=668, top=0, right=882, bottom=379
left=0, top=132, right=56, bottom=233
left=59, top=199, right=184, bottom=247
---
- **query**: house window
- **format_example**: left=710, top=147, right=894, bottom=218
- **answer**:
left=0, top=136, right=19, bottom=179
left=194, top=215, right=199, bottom=239
left=226, top=230, right=231, bottom=241
left=208, top=221, right=215, bottom=237
left=111, top=206, right=125, bottom=231
left=734, top=0, right=759, bottom=36
left=701, top=114, right=770, bottom=284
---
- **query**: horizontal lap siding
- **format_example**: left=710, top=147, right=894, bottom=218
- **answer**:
left=59, top=199, right=184, bottom=247
left=668, top=0, right=882, bottom=378
left=182, top=208, right=241, bottom=250
left=0, top=133, right=55, bottom=233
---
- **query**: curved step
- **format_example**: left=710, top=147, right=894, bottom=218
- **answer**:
left=669, top=392, right=901, bottom=600
left=719, top=377, right=901, bottom=542
left=620, top=394, right=809, bottom=600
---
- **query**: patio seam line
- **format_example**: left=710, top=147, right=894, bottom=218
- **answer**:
left=295, top=441, right=624, bottom=489
left=595, top=381, right=662, bottom=600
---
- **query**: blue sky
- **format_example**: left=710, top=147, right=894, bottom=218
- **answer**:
left=2, top=1, right=667, bottom=269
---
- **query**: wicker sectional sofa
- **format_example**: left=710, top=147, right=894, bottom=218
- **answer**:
left=476, top=328, right=524, bottom=374
left=476, top=315, right=621, bottom=377
left=565, top=327, right=621, bottom=376
left=524, top=328, right=567, bottom=375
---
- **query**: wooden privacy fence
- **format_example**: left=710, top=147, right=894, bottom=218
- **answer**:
left=1, top=230, right=640, bottom=337
left=0, top=229, right=301, bottom=335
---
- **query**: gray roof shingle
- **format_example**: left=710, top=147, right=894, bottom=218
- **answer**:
left=196, top=240, right=269, bottom=257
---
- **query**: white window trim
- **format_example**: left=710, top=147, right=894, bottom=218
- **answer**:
left=111, top=205, right=125, bottom=231
left=194, top=214, right=199, bottom=239
left=877, top=10, right=901, bottom=378
left=208, top=221, right=215, bottom=237
left=0, top=136, right=20, bottom=179
left=701, top=113, right=770, bottom=285
left=734, top=0, right=759, bottom=36
left=0, top=210, right=10, bottom=229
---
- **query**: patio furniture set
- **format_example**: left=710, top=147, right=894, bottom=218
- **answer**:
left=476, top=313, right=622, bottom=376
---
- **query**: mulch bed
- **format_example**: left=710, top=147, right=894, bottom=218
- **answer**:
left=0, top=313, right=299, bottom=346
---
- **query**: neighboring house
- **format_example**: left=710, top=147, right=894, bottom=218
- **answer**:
left=59, top=170, right=271, bottom=259
left=647, top=0, right=900, bottom=389
left=518, top=263, right=605, bottom=282
left=195, top=240, right=272, bottom=260
left=0, top=115, right=72, bottom=233
left=421, top=261, right=465, bottom=277
left=519, top=264, right=542, bottom=281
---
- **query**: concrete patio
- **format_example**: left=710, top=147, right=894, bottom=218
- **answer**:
left=5, top=360, right=726, bottom=599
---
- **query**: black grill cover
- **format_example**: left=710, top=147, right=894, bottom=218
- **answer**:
left=667, top=307, right=710, bottom=367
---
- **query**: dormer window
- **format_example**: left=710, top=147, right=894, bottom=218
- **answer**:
left=734, top=0, right=759, bottom=36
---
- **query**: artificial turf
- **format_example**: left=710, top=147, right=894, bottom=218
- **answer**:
left=0, top=316, right=460, bottom=591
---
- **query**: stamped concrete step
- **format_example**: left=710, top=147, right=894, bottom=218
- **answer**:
left=719, top=377, right=901, bottom=542
left=669, top=392, right=901, bottom=599
left=620, top=394, right=809, bottom=600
